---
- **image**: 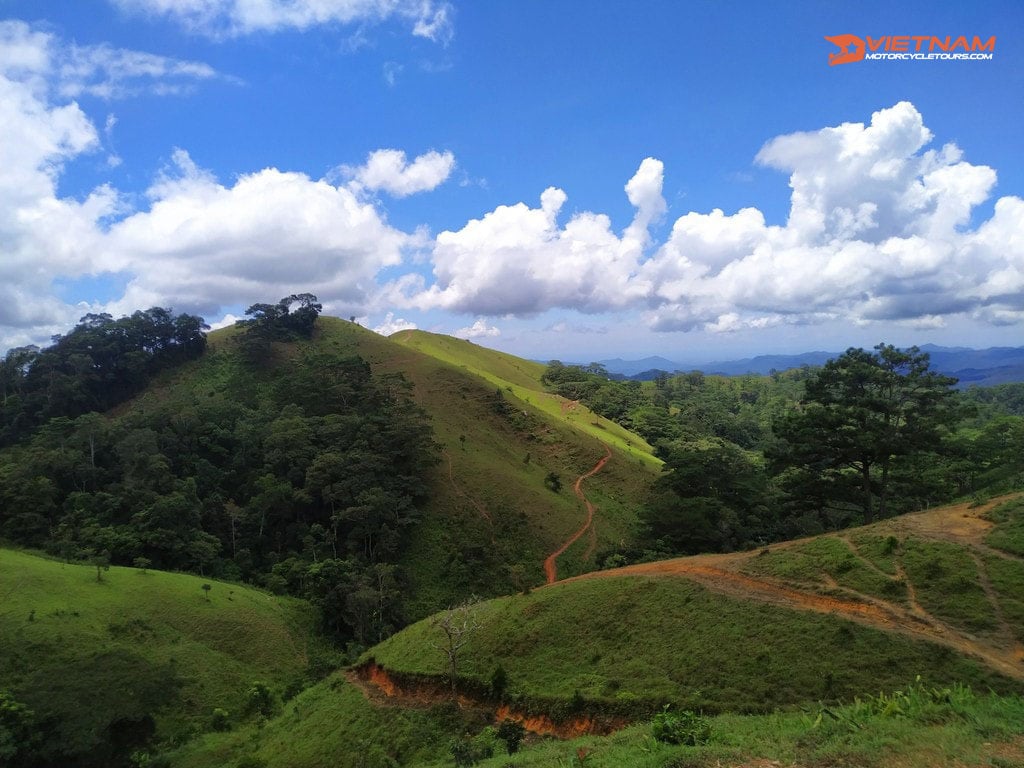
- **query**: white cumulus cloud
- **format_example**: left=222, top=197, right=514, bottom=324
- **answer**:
left=104, top=149, right=412, bottom=319
left=455, top=318, right=501, bottom=339
left=373, top=312, right=417, bottom=335
left=641, top=102, right=1017, bottom=333
left=0, top=22, right=421, bottom=349
left=405, top=159, right=664, bottom=315
left=343, top=149, right=456, bottom=197
left=397, top=102, right=1022, bottom=336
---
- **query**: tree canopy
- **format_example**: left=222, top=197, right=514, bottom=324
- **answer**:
left=0, top=308, right=208, bottom=446
left=771, top=344, right=962, bottom=523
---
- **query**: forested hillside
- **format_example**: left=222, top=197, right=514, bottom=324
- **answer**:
left=541, top=347, right=1024, bottom=562
left=0, top=297, right=438, bottom=648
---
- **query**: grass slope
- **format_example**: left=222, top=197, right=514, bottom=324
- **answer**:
left=167, top=672, right=484, bottom=768
left=391, top=330, right=661, bottom=470
left=171, top=674, right=1024, bottom=768
left=273, top=319, right=658, bottom=608
left=368, top=575, right=1016, bottom=712
left=172, top=497, right=1024, bottom=768
left=0, top=548, right=330, bottom=759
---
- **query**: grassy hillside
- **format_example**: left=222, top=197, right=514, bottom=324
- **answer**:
left=391, top=330, right=660, bottom=469
left=0, top=547, right=332, bottom=764
left=169, top=673, right=1024, bottom=768
left=171, top=494, right=1024, bottom=768
left=369, top=574, right=1017, bottom=712
left=294, top=320, right=659, bottom=608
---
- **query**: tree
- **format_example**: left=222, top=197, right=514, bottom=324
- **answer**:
left=236, top=293, right=322, bottom=366
left=245, top=681, right=277, bottom=718
left=0, top=689, right=36, bottom=766
left=642, top=438, right=766, bottom=553
left=430, top=599, right=481, bottom=694
left=89, top=549, right=111, bottom=582
left=773, top=344, right=961, bottom=523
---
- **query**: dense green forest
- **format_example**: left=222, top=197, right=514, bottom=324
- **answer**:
left=0, top=308, right=208, bottom=446
left=0, top=296, right=438, bottom=648
left=542, top=349, right=1024, bottom=562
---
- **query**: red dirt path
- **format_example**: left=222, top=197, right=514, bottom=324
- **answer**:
left=543, top=444, right=612, bottom=583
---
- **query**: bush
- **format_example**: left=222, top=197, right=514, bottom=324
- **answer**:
left=496, top=719, right=525, bottom=755
left=651, top=706, right=711, bottom=746
left=245, top=682, right=277, bottom=718
left=448, top=729, right=495, bottom=767
left=448, top=736, right=477, bottom=767
left=210, top=708, right=231, bottom=732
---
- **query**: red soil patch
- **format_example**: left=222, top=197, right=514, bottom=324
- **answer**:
left=543, top=444, right=613, bottom=583
left=349, top=662, right=626, bottom=738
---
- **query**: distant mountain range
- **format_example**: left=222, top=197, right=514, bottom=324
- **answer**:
left=594, top=345, right=1024, bottom=388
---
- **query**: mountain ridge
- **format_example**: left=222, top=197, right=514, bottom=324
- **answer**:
left=589, top=344, right=1024, bottom=385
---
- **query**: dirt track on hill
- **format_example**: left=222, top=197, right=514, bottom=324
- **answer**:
left=571, top=494, right=1024, bottom=681
left=543, top=444, right=612, bottom=584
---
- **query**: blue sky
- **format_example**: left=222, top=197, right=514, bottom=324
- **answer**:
left=1, top=0, right=1022, bottom=363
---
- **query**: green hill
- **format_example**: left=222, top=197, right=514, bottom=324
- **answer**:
left=265, top=320, right=661, bottom=610
left=168, top=496, right=1024, bottom=768
left=0, top=547, right=333, bottom=766
left=0, top=315, right=660, bottom=625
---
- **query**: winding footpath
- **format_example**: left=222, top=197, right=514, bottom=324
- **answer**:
left=543, top=444, right=612, bottom=584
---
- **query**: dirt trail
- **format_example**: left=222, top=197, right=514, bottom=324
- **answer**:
left=569, top=494, right=1024, bottom=682
left=838, top=536, right=901, bottom=582
left=543, top=444, right=613, bottom=584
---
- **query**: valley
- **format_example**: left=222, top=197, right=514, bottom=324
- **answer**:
left=1, top=307, right=1023, bottom=767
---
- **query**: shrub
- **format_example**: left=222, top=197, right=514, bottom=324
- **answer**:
left=449, top=735, right=482, bottom=767
left=651, top=706, right=711, bottom=746
left=448, top=729, right=495, bottom=766
left=496, top=719, right=525, bottom=754
left=245, top=682, right=277, bottom=718
left=210, top=708, right=231, bottom=732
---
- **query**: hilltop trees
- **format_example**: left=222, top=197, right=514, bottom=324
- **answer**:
left=0, top=308, right=208, bottom=446
left=772, top=344, right=961, bottom=524
left=237, top=293, right=322, bottom=365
